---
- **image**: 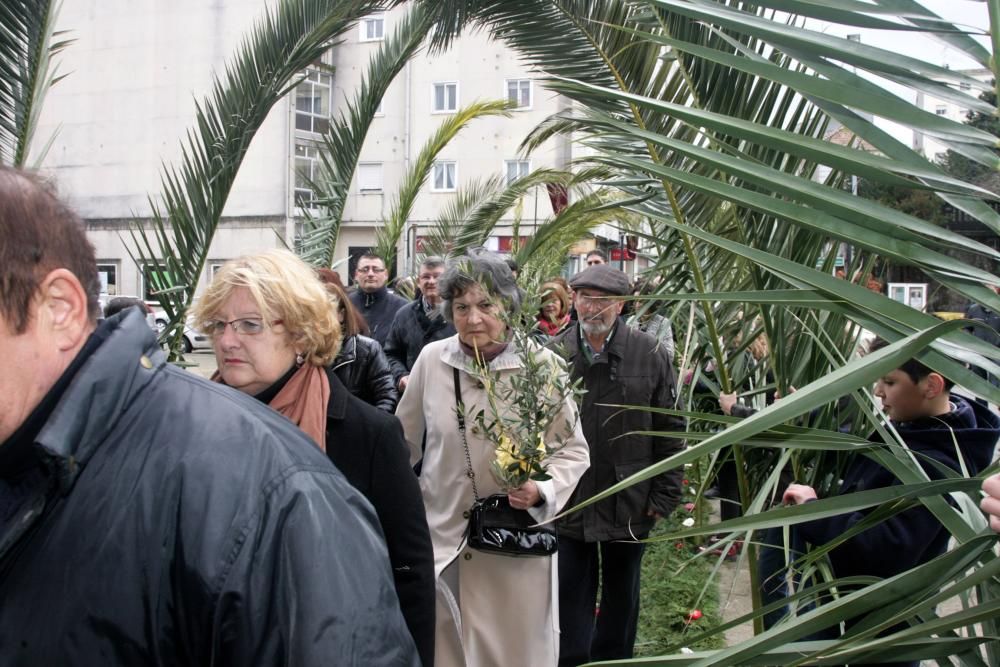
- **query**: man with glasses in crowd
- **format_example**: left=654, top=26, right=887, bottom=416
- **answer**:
left=349, top=252, right=408, bottom=346
left=551, top=263, right=685, bottom=667
left=384, top=256, right=455, bottom=393
left=0, top=167, right=418, bottom=665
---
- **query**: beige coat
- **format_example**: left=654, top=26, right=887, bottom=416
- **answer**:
left=395, top=335, right=590, bottom=667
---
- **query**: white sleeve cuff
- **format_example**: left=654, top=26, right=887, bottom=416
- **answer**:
left=527, top=479, right=557, bottom=523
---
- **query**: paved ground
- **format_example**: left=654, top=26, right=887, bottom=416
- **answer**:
left=184, top=350, right=217, bottom=380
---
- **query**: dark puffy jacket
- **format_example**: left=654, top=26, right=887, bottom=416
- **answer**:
left=798, top=395, right=1000, bottom=580
left=349, top=286, right=409, bottom=346
left=323, top=370, right=435, bottom=667
left=0, top=311, right=418, bottom=666
left=384, top=300, right=455, bottom=385
left=332, top=334, right=399, bottom=412
left=550, top=322, right=685, bottom=541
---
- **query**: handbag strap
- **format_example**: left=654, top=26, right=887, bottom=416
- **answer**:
left=453, top=367, right=481, bottom=502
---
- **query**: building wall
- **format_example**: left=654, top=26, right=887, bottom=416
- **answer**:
left=912, top=67, right=993, bottom=162
left=37, top=2, right=591, bottom=298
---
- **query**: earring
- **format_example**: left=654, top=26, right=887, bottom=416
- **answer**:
left=296, top=353, right=305, bottom=366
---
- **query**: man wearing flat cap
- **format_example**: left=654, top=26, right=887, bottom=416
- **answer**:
left=551, top=264, right=685, bottom=666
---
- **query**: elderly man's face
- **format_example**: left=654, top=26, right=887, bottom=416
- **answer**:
left=418, top=264, right=445, bottom=305
left=574, top=288, right=623, bottom=338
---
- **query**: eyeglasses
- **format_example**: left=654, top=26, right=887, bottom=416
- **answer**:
left=204, top=317, right=272, bottom=337
left=356, top=266, right=386, bottom=274
left=575, top=293, right=620, bottom=308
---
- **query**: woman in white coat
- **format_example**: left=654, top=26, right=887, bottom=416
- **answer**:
left=396, top=249, right=590, bottom=667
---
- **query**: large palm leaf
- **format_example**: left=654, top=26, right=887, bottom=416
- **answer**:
left=297, top=4, right=435, bottom=268
left=127, top=0, right=384, bottom=357
left=409, top=1, right=1000, bottom=662
left=372, top=98, right=514, bottom=269
left=0, top=0, right=71, bottom=166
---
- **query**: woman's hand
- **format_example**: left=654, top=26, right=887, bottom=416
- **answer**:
left=509, top=481, right=541, bottom=510
left=981, top=473, right=1000, bottom=533
left=782, top=483, right=817, bottom=505
left=718, top=391, right=738, bottom=416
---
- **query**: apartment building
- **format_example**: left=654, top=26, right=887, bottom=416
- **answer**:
left=35, top=1, right=608, bottom=301
left=913, top=66, right=993, bottom=162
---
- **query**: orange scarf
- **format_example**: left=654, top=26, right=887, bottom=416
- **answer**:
left=269, top=364, right=330, bottom=452
left=213, top=364, right=330, bottom=452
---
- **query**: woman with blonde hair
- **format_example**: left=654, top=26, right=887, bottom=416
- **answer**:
left=194, top=249, right=435, bottom=666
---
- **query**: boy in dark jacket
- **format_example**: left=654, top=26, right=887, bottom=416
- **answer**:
left=768, top=339, right=1000, bottom=666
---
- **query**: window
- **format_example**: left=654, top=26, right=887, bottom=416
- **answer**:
left=935, top=105, right=948, bottom=116
left=432, top=161, right=457, bottom=191
left=506, top=79, right=532, bottom=110
left=360, top=14, right=385, bottom=41
left=294, top=140, right=321, bottom=208
left=295, top=69, right=333, bottom=135
left=433, top=82, right=458, bottom=113
left=209, top=263, right=227, bottom=280
left=505, top=159, right=530, bottom=185
left=374, top=98, right=384, bottom=116
left=141, top=263, right=173, bottom=302
left=96, top=262, right=119, bottom=296
left=357, top=162, right=383, bottom=192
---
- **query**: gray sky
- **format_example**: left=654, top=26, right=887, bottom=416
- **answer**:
left=823, top=0, right=990, bottom=70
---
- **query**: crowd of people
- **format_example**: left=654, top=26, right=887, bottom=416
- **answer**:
left=3, top=165, right=1000, bottom=666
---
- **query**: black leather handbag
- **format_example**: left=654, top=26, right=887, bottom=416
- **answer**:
left=467, top=493, right=558, bottom=557
left=454, top=368, right=557, bottom=557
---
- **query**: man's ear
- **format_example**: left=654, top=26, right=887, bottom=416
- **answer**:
left=923, top=372, right=947, bottom=400
left=37, top=268, right=92, bottom=351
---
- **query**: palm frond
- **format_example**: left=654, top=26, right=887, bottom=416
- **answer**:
left=373, top=98, right=514, bottom=269
left=0, top=0, right=71, bottom=166
left=126, top=0, right=383, bottom=357
left=298, top=4, right=434, bottom=268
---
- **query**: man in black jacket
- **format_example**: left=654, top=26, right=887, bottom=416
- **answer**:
left=349, top=253, right=408, bottom=346
left=384, top=256, right=455, bottom=393
left=0, top=167, right=418, bottom=666
left=551, top=264, right=685, bottom=667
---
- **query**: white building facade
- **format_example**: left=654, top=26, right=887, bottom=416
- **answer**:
left=35, top=1, right=601, bottom=300
left=913, top=66, right=993, bottom=162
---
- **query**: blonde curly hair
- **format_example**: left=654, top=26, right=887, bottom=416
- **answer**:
left=192, top=249, right=342, bottom=366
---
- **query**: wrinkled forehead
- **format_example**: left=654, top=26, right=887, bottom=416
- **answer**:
left=575, top=287, right=619, bottom=299
left=356, top=258, right=385, bottom=270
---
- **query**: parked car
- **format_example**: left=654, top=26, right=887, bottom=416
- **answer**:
left=153, top=312, right=212, bottom=353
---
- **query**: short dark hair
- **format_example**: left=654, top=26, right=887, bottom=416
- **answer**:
left=356, top=252, right=385, bottom=268
left=420, top=256, right=446, bottom=272
left=0, top=167, right=99, bottom=332
left=586, top=249, right=608, bottom=262
left=439, top=248, right=523, bottom=323
left=104, top=297, right=149, bottom=319
left=869, top=337, right=955, bottom=390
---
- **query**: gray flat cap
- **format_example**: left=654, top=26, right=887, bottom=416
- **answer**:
left=569, top=264, right=630, bottom=296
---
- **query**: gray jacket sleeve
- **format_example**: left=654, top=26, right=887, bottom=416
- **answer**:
left=211, top=469, right=419, bottom=666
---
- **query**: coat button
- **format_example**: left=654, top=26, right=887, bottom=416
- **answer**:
left=463, top=510, right=471, bottom=519
left=139, top=355, right=153, bottom=369
left=463, top=553, right=472, bottom=561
